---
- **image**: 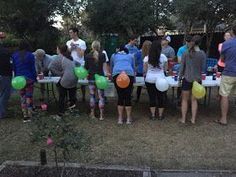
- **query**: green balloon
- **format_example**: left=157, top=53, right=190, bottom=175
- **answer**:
left=11, top=76, right=26, bottom=90
left=74, top=67, right=88, bottom=79
left=95, top=75, right=108, bottom=90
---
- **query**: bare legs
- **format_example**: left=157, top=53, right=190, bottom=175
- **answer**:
left=180, top=91, right=198, bottom=124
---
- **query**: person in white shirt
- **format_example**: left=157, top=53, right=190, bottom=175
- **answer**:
left=66, top=27, right=87, bottom=101
left=143, top=40, right=168, bottom=120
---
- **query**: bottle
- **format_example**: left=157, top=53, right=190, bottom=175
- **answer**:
left=212, top=73, right=216, bottom=80
left=48, top=71, right=52, bottom=79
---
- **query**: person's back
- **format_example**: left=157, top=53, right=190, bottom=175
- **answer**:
left=111, top=53, right=135, bottom=76
left=180, top=50, right=206, bottom=82
left=49, top=55, right=77, bottom=89
left=85, top=52, right=106, bottom=80
left=221, top=38, right=236, bottom=76
left=12, top=50, right=36, bottom=81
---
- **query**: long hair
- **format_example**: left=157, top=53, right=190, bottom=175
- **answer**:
left=189, top=35, right=202, bottom=57
left=141, top=40, right=152, bottom=58
left=91, top=40, right=101, bottom=62
left=148, top=40, right=162, bottom=68
left=57, top=44, right=72, bottom=60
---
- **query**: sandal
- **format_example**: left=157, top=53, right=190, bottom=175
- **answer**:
left=214, top=119, right=227, bottom=126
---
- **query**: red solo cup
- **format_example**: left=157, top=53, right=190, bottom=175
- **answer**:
left=38, top=73, right=44, bottom=80
left=201, top=73, right=206, bottom=80
left=172, top=71, right=177, bottom=76
left=41, top=104, right=48, bottom=111
left=216, top=72, right=221, bottom=78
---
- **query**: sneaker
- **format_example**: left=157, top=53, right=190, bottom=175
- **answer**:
left=23, top=117, right=31, bottom=123
left=158, top=115, right=165, bottom=120
left=68, top=104, right=76, bottom=110
left=126, top=119, right=132, bottom=125
left=149, top=115, right=157, bottom=120
left=117, top=118, right=123, bottom=125
left=89, top=113, right=96, bottom=119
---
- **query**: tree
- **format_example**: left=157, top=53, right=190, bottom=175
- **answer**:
left=0, top=0, right=75, bottom=53
left=173, top=0, right=236, bottom=55
left=84, top=0, right=173, bottom=37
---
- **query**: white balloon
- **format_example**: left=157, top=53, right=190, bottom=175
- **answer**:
left=155, top=77, right=169, bottom=92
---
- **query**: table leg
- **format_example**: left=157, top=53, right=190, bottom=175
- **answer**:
left=207, top=87, right=212, bottom=106
left=204, top=87, right=208, bottom=106
left=46, top=83, right=50, bottom=103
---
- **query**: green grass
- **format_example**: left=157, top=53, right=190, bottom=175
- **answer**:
left=0, top=87, right=236, bottom=170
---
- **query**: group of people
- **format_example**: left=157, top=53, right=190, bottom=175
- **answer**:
left=0, top=25, right=236, bottom=125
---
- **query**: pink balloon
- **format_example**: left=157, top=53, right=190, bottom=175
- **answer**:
left=47, top=137, right=53, bottom=146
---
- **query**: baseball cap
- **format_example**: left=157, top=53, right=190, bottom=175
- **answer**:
left=162, top=35, right=171, bottom=43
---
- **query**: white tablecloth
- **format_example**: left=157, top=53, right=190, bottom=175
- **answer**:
left=37, top=76, right=221, bottom=87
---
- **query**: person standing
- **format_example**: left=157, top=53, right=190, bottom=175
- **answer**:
left=161, top=35, right=175, bottom=61
left=144, top=40, right=168, bottom=120
left=125, top=35, right=139, bottom=56
left=179, top=35, right=206, bottom=124
left=134, top=40, right=152, bottom=102
left=161, top=35, right=176, bottom=73
left=66, top=27, right=87, bottom=102
left=216, top=31, right=232, bottom=72
left=85, top=41, right=110, bottom=120
left=0, top=35, right=12, bottom=119
left=34, top=49, right=52, bottom=102
left=175, top=35, right=193, bottom=103
left=110, top=45, right=135, bottom=124
left=12, top=40, right=37, bottom=122
left=217, top=25, right=236, bottom=125
left=49, top=44, right=78, bottom=116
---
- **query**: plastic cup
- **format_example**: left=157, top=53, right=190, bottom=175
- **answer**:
left=201, top=73, right=206, bottom=80
left=38, top=73, right=44, bottom=80
left=216, top=72, right=221, bottom=78
left=172, top=71, right=177, bottom=76
left=41, top=104, right=48, bottom=111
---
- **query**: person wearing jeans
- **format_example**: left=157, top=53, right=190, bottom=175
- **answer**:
left=49, top=44, right=78, bottom=116
left=143, top=40, right=168, bottom=120
left=110, top=45, right=135, bottom=124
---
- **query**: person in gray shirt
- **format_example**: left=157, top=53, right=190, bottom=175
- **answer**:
left=179, top=35, right=206, bottom=125
left=49, top=45, right=78, bottom=116
left=34, top=49, right=52, bottom=102
left=161, top=35, right=175, bottom=62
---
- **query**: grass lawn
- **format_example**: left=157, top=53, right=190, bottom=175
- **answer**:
left=0, top=86, right=236, bottom=170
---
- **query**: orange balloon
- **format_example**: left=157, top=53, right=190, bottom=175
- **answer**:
left=116, top=73, right=130, bottom=88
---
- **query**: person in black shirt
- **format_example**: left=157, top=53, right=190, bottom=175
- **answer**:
left=0, top=38, right=12, bottom=119
left=85, top=40, right=110, bottom=120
